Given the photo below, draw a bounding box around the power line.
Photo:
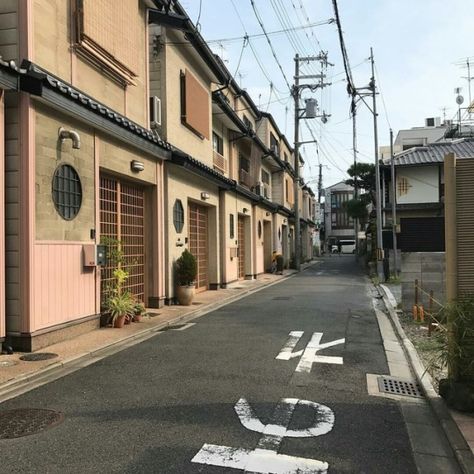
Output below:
[249,0,292,91]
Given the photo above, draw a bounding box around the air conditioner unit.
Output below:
[254,182,264,196]
[150,96,161,128]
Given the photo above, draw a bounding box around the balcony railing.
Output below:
[213,151,227,175]
[239,168,251,187]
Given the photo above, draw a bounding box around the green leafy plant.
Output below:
[133,301,146,316]
[175,249,197,286]
[106,291,135,324]
[103,268,135,326]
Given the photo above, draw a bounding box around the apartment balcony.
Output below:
[239,168,251,187]
[213,151,227,175]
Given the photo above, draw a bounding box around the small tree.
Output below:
[175,249,197,286]
[345,163,376,205]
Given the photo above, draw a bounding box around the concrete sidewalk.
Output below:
[379,283,474,473]
[0,262,318,403]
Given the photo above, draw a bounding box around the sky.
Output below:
[179,0,474,190]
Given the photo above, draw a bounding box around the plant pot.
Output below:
[113,314,126,328]
[176,284,195,306]
[133,314,143,322]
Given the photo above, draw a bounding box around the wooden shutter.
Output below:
[189,203,209,291]
[182,69,210,139]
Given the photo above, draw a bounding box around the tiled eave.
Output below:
[18,61,171,161]
[170,149,281,212]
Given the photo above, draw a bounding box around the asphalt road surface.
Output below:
[0,257,417,473]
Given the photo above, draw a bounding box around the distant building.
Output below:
[379,117,448,160]
[323,181,355,249]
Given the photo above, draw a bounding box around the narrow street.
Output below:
[0,258,418,473]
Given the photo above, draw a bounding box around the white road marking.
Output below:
[191,397,334,473]
[275,331,304,360]
[192,445,329,473]
[276,331,345,373]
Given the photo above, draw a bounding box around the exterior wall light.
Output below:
[283,218,287,223]
[131,160,144,172]
[265,211,271,216]
[201,192,210,200]
[242,207,248,214]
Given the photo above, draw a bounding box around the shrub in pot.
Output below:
[175,249,197,305]
[133,301,146,322]
[103,268,135,328]
[106,291,135,328]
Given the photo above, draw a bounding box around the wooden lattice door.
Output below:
[188,203,208,291]
[238,216,245,279]
[100,176,145,303]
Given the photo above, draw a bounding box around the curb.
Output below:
[378,283,474,474]
[0,262,317,403]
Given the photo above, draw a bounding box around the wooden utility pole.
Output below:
[390,129,398,277]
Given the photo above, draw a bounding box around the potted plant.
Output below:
[132,301,146,322]
[106,291,135,328]
[103,268,135,328]
[175,249,197,306]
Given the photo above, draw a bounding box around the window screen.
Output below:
[52,164,82,220]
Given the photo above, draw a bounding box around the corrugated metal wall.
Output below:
[456,158,474,294]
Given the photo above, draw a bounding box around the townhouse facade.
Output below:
[0,0,316,352]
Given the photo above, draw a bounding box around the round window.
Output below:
[258,221,262,239]
[52,164,82,220]
[173,199,184,233]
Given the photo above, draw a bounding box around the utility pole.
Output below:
[318,163,323,204]
[293,53,331,271]
[370,47,384,280]
[352,100,358,254]
[390,129,398,277]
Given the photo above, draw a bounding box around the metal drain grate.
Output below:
[273,296,291,300]
[19,353,58,362]
[378,376,423,398]
[0,409,64,439]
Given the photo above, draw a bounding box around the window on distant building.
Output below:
[270,132,279,156]
[212,132,223,155]
[261,169,270,185]
[284,152,288,162]
[180,69,210,139]
[243,115,253,132]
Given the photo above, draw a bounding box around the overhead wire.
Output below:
[249,0,292,91]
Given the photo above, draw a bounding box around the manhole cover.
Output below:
[273,296,291,300]
[19,353,58,362]
[0,409,64,439]
[0,360,18,367]
[378,376,423,398]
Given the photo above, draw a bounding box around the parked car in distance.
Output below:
[339,239,356,254]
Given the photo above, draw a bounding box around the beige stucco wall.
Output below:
[99,135,157,185]
[35,103,95,241]
[165,166,220,298]
[161,31,213,166]
[32,0,148,127]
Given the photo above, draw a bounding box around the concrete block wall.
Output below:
[401,252,445,312]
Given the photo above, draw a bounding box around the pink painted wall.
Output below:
[32,243,97,332]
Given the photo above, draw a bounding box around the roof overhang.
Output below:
[19,62,171,161]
